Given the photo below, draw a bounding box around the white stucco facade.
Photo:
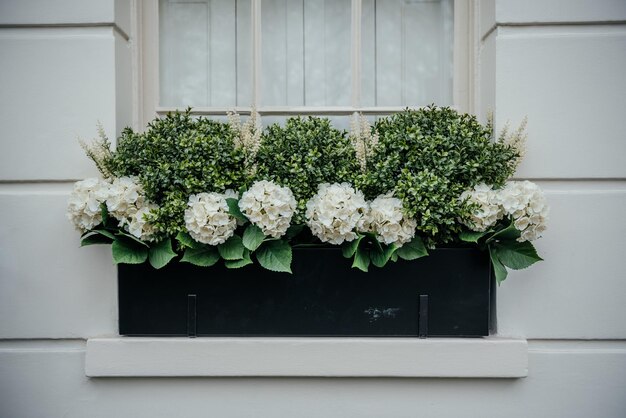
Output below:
[1,1,625,417]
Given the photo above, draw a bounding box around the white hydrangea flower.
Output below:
[364,193,417,246]
[66,178,111,232]
[239,180,297,238]
[106,176,145,226]
[498,181,549,242]
[184,192,237,245]
[127,203,158,242]
[460,183,504,232]
[305,183,368,245]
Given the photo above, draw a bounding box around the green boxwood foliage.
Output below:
[254,117,360,223]
[360,106,519,244]
[110,111,247,236]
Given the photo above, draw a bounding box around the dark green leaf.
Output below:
[489,245,508,284]
[115,230,149,247]
[488,221,521,242]
[225,249,253,269]
[256,240,292,273]
[112,238,148,264]
[217,235,245,260]
[242,224,265,251]
[148,238,177,269]
[370,244,397,268]
[181,245,220,267]
[342,235,363,258]
[225,198,248,223]
[176,231,201,249]
[352,246,370,272]
[459,230,489,243]
[396,236,428,261]
[100,203,110,227]
[493,241,542,270]
[285,224,304,239]
[81,233,113,247]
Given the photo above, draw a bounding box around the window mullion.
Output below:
[252,0,262,109]
[351,0,362,110]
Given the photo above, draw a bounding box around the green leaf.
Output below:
[148,238,177,269]
[489,246,508,285]
[493,241,543,270]
[285,224,304,239]
[115,230,149,247]
[100,203,111,227]
[370,244,397,268]
[342,235,363,258]
[363,232,383,252]
[175,231,201,249]
[225,198,248,223]
[181,245,220,267]
[396,236,428,261]
[488,221,521,242]
[256,240,292,273]
[225,249,253,269]
[81,233,113,247]
[112,238,148,264]
[352,246,370,272]
[217,235,245,260]
[390,252,399,262]
[242,224,265,251]
[459,230,489,243]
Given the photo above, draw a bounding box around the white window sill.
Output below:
[85,337,528,378]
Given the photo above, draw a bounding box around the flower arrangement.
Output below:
[69,107,546,283]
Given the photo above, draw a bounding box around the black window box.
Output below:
[118,247,494,337]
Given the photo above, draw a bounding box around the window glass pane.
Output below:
[361,0,454,107]
[159,0,252,107]
[261,0,352,106]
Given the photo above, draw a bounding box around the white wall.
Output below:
[1,1,626,417]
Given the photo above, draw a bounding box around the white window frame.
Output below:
[134,0,477,129]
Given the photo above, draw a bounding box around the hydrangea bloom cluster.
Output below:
[460,183,504,232]
[239,180,297,238]
[184,192,237,245]
[498,181,549,242]
[364,193,417,246]
[461,181,548,241]
[127,203,158,242]
[305,183,368,245]
[66,177,111,232]
[106,177,145,226]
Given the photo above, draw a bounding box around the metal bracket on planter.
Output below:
[187,294,197,338]
[418,294,429,338]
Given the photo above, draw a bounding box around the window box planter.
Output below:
[118,247,493,337]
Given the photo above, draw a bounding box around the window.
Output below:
[139,0,472,127]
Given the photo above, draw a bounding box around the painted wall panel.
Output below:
[0,190,117,338]
[1,343,625,418]
[496,0,626,23]
[0,28,117,180]
[498,184,626,339]
[0,0,131,34]
[495,26,626,178]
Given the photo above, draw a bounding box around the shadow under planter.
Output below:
[118,247,493,337]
